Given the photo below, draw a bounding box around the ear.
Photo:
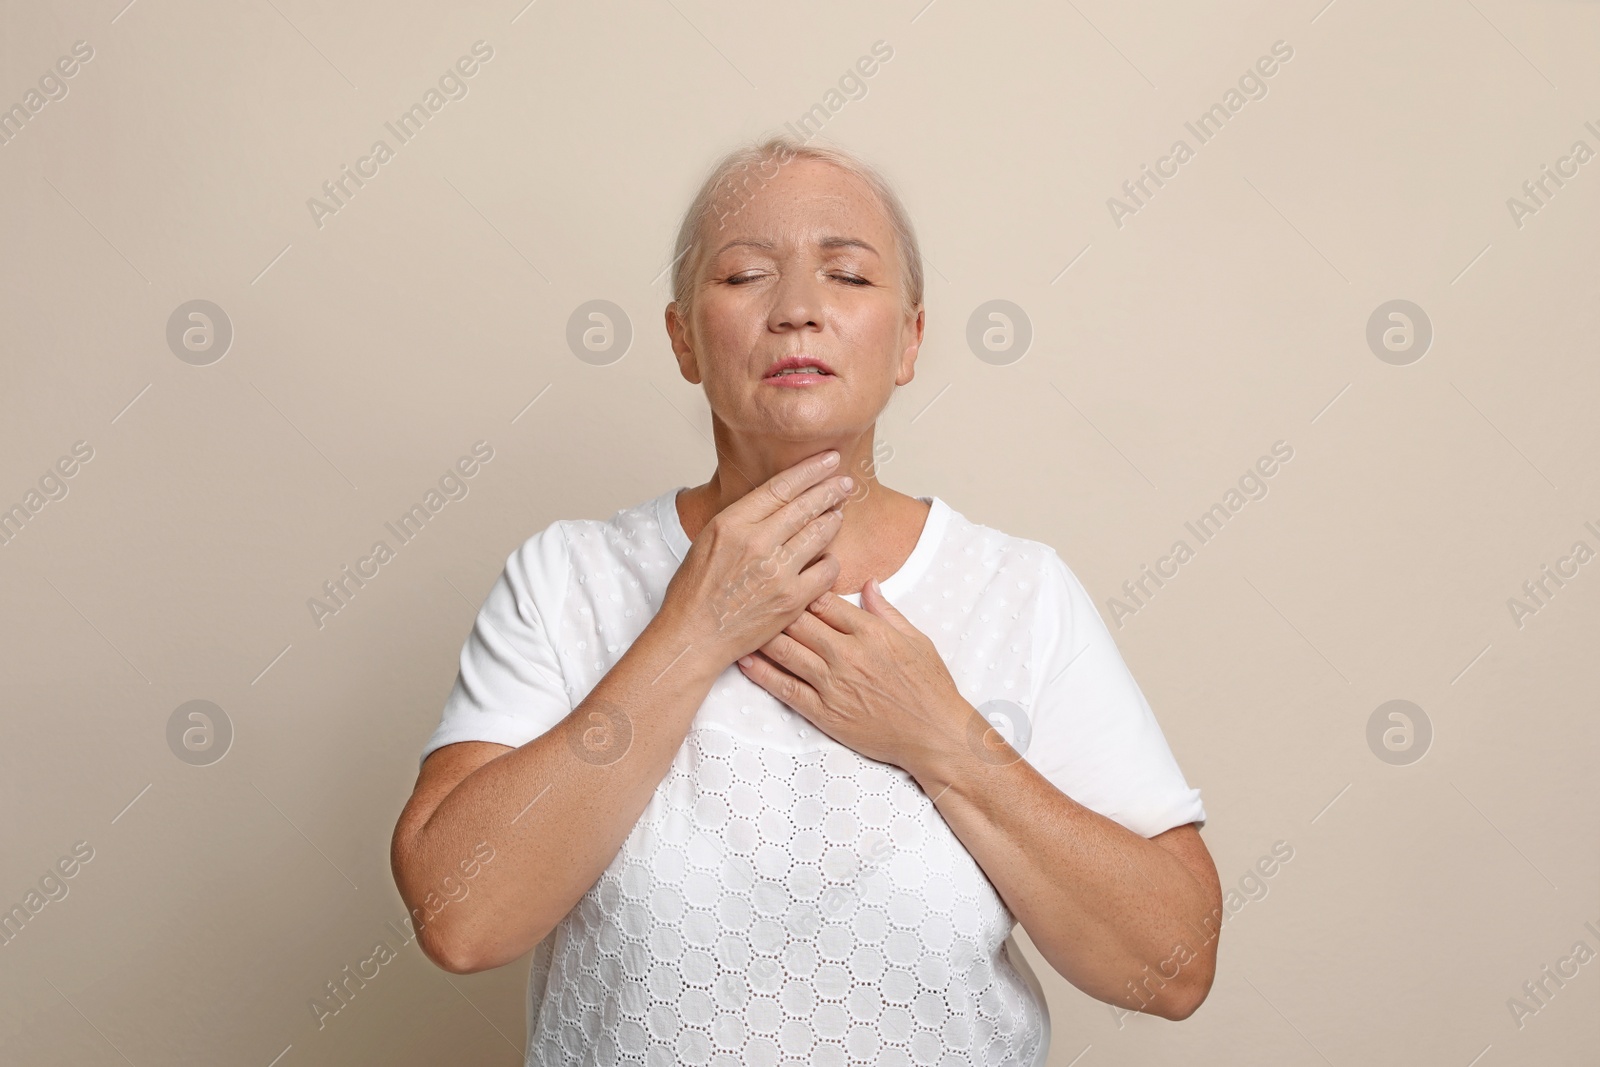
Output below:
[665,303,702,385]
[895,305,924,387]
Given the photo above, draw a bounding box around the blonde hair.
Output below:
[669,134,924,328]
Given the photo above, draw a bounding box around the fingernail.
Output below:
[822,451,839,467]
[738,654,754,667]
[840,476,854,490]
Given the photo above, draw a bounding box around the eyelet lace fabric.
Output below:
[525,728,1049,1067]
[522,493,1051,1066]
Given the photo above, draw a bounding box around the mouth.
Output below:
[762,356,836,384]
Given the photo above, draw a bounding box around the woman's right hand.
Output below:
[657,451,853,669]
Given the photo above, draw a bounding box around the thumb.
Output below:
[864,577,912,632]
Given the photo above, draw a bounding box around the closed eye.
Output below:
[725,272,871,286]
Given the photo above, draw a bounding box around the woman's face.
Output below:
[668,157,923,443]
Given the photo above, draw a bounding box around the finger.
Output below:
[782,607,842,659]
[777,501,848,577]
[862,577,915,636]
[804,588,865,635]
[744,450,842,527]
[737,648,820,716]
[757,630,826,688]
[795,549,843,607]
[769,474,855,556]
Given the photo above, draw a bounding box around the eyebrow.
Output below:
[711,236,879,257]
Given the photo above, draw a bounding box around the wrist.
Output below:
[643,603,735,684]
[910,697,1003,801]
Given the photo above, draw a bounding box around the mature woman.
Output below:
[391,135,1223,1066]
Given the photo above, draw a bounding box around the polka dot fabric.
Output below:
[422,486,1207,1066]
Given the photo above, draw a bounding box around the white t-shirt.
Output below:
[421,486,1206,1067]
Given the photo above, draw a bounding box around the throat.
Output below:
[829,495,929,597]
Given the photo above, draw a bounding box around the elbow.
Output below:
[391,828,554,975]
[417,916,552,975]
[1113,946,1214,1022]
[391,834,486,974]
[1159,988,1207,1022]
[418,923,485,975]
[1155,965,1215,1021]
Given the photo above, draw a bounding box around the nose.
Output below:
[767,269,823,332]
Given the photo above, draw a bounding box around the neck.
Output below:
[676,425,904,542]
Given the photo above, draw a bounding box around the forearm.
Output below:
[911,732,1217,1019]
[403,608,727,972]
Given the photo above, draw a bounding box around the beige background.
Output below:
[2,0,1597,1063]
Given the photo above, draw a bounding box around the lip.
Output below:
[763,371,835,387]
[762,355,836,381]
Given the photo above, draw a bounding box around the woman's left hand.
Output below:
[735,578,976,782]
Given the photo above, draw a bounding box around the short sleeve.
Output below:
[418,523,574,769]
[1022,548,1206,837]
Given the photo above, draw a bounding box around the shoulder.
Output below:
[937,500,1070,593]
[936,502,1101,651]
[497,520,573,606]
[501,490,664,593]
